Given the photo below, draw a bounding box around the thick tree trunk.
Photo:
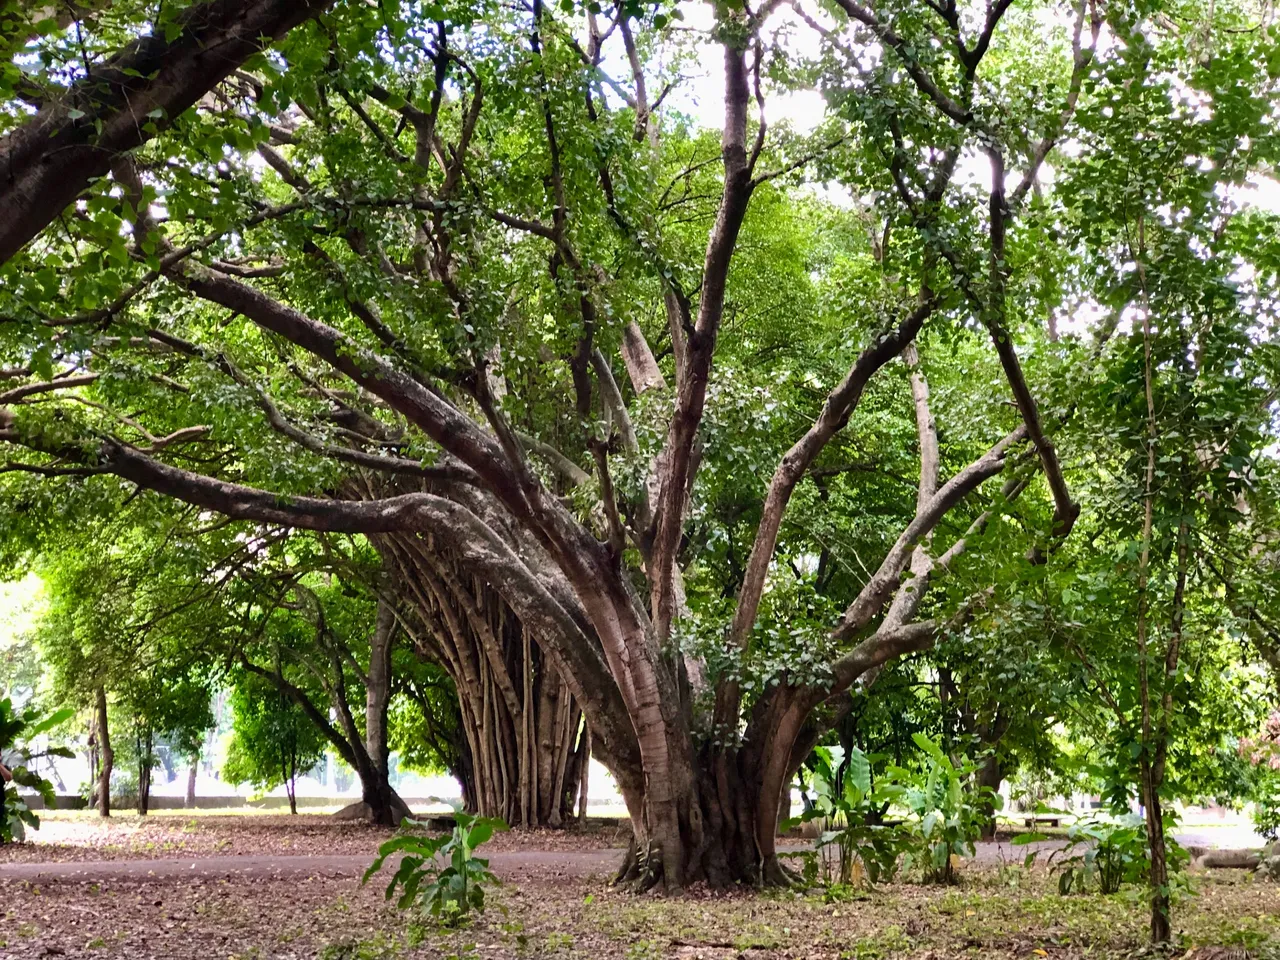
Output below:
[95,686,112,818]
[609,742,786,891]
[367,595,395,783]
[342,594,402,827]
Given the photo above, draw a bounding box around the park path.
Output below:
[0,828,1259,885]
[0,842,1044,884]
[0,848,624,883]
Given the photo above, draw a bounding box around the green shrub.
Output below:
[1015,810,1188,895]
[790,735,998,888]
[1,699,73,844]
[364,808,508,925]
[884,734,1000,885]
[784,745,908,886]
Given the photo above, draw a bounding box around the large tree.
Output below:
[1,0,1277,895]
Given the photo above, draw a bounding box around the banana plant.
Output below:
[885,733,1000,885]
[1,698,75,844]
[785,745,908,885]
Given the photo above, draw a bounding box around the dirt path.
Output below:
[0,842,1060,885]
[0,830,1253,886]
[0,848,624,883]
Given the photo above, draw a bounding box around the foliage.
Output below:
[1242,711,1280,840]
[1016,811,1189,896]
[1,0,1280,919]
[785,745,908,886]
[222,670,327,805]
[0,698,73,843]
[365,809,508,925]
[886,734,1000,886]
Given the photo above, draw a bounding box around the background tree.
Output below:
[223,669,328,814]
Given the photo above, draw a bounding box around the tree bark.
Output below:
[365,594,396,791]
[185,759,198,809]
[95,686,112,818]
[137,727,153,816]
[0,0,334,266]
[578,726,591,823]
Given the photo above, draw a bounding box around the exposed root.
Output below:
[1194,846,1268,870]
[612,838,639,885]
[760,852,801,888]
[634,841,664,894]
[331,798,409,827]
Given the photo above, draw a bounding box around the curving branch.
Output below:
[722,295,937,704]
[833,423,1028,642]
[0,0,333,265]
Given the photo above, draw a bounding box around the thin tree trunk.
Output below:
[976,753,1002,841]
[185,759,198,809]
[95,686,112,818]
[578,725,591,824]
[1135,218,1170,944]
[87,717,99,811]
[521,617,534,828]
[366,595,396,784]
[137,728,153,816]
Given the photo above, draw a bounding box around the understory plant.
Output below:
[1242,711,1280,841]
[1017,810,1189,895]
[888,734,999,885]
[0,699,73,844]
[784,745,908,887]
[365,807,508,925]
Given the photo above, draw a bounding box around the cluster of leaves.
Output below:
[1242,711,1280,840]
[222,670,328,804]
[365,808,508,924]
[784,745,909,888]
[1018,810,1189,897]
[0,699,73,843]
[887,735,1001,886]
[789,734,997,889]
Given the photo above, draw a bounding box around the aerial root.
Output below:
[612,839,640,886]
[761,853,803,888]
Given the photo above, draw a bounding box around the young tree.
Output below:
[223,670,327,814]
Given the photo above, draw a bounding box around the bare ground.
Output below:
[0,813,628,863]
[0,814,1276,960]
